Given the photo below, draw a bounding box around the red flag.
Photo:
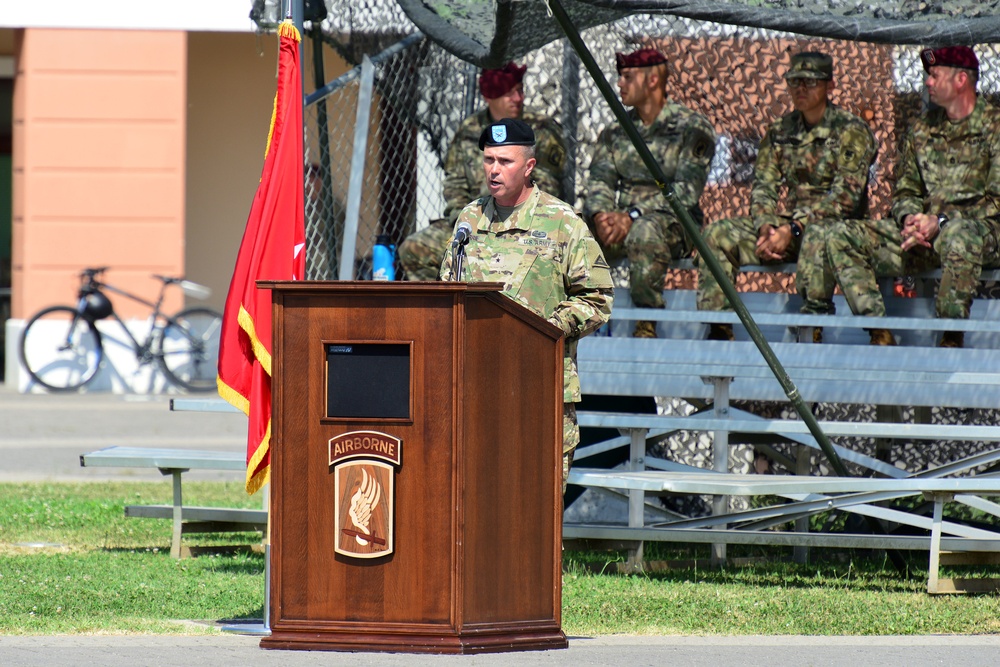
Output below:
[217,21,305,495]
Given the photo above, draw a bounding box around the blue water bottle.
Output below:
[372,234,396,281]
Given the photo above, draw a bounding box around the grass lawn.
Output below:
[2,481,1000,635]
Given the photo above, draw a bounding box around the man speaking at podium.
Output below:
[440,118,614,488]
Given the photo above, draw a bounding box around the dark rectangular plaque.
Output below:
[326,343,410,420]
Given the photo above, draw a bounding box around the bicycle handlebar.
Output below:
[80,267,109,279]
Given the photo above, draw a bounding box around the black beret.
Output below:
[478,118,535,150]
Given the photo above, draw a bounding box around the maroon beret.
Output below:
[615,48,668,74]
[479,62,527,99]
[921,46,979,74]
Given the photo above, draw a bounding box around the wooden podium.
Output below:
[257,281,568,654]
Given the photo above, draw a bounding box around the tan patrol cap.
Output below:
[784,52,834,80]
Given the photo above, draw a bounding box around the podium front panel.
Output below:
[262,282,567,653]
[274,291,456,624]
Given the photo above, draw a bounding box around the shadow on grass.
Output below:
[564,546,971,591]
[99,545,265,575]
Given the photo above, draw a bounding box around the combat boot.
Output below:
[869,328,896,346]
[939,331,964,348]
[633,320,658,339]
[809,327,823,344]
[707,323,734,341]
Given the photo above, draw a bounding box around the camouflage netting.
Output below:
[291,1,1000,282]
[400,0,1000,68]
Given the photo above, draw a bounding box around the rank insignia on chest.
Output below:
[531,230,548,238]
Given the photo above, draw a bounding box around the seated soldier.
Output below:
[585,47,716,338]
[824,46,1000,347]
[696,51,876,342]
[398,62,566,281]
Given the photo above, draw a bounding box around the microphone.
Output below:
[452,221,472,246]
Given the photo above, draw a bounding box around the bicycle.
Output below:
[19,267,223,392]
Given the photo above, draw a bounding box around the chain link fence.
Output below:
[294,2,1000,484]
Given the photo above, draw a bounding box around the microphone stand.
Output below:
[450,241,466,281]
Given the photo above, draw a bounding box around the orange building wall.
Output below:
[186,31,289,310]
[12,28,187,319]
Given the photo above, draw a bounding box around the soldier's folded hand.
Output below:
[594,211,632,246]
[901,213,935,251]
[755,224,791,261]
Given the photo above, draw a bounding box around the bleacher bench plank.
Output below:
[572,262,1000,573]
[565,467,1000,593]
[579,338,1000,409]
[80,446,263,558]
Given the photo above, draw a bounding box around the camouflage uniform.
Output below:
[399,109,567,281]
[585,103,716,308]
[440,186,613,483]
[697,104,877,314]
[826,96,1000,319]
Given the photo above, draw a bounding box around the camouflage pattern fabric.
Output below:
[441,185,614,403]
[698,104,876,314]
[563,403,578,490]
[827,216,1000,318]
[891,97,1000,225]
[398,218,453,281]
[440,186,612,470]
[584,103,716,308]
[399,108,566,281]
[827,96,1000,319]
[697,215,837,312]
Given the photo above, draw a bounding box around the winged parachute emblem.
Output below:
[330,431,399,558]
[348,467,382,545]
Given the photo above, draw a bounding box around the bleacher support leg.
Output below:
[168,469,185,559]
[925,492,953,594]
[710,377,732,565]
[626,427,647,571]
[793,445,811,563]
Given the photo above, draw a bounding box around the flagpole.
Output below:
[257,0,297,635]
[220,0,304,632]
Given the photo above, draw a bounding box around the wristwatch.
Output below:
[789,221,803,238]
[627,207,642,221]
[937,213,949,228]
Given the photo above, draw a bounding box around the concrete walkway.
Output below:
[3,386,999,666]
[2,634,1000,667]
[0,385,246,482]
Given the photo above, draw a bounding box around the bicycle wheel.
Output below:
[157,307,223,392]
[19,306,104,391]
